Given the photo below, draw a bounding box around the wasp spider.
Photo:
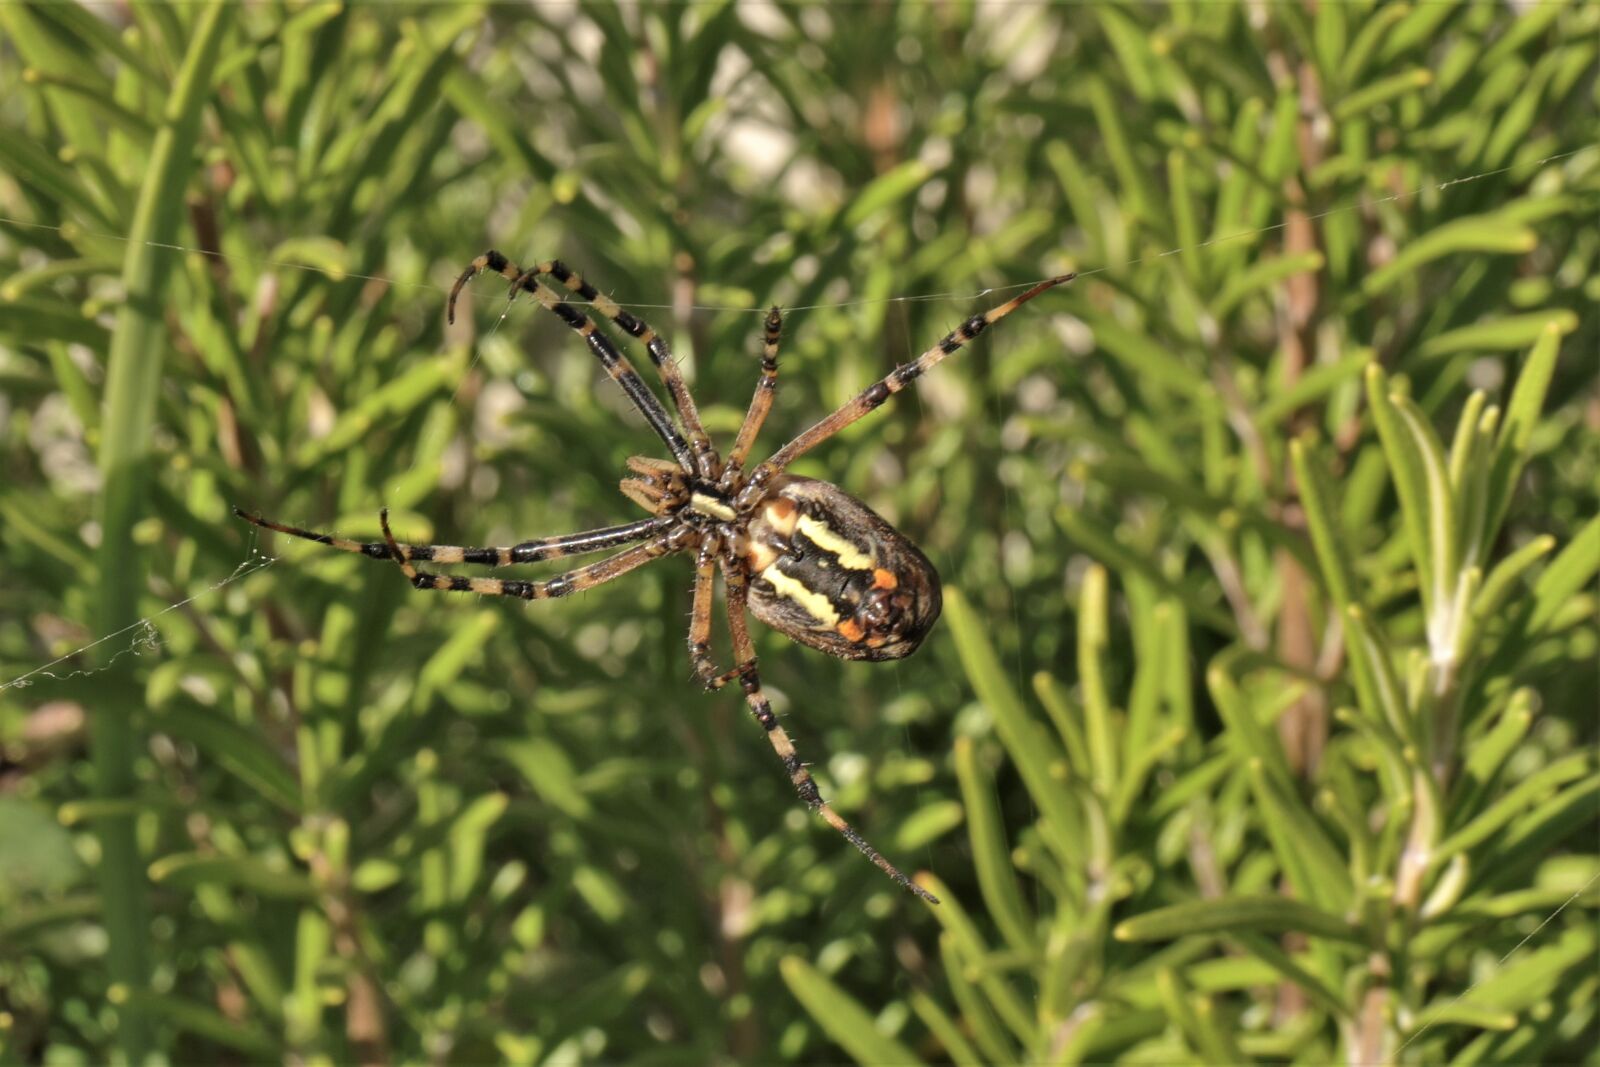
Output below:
[236,252,1073,903]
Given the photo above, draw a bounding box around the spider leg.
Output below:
[717,553,939,904]
[688,538,725,686]
[378,509,685,600]
[737,274,1075,507]
[234,508,668,566]
[720,306,783,484]
[448,251,698,474]
[532,259,719,480]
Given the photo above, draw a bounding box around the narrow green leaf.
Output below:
[1362,217,1536,297]
[1390,393,1459,632]
[1256,350,1370,427]
[1343,607,1410,741]
[895,799,965,851]
[1488,776,1600,886]
[1046,140,1104,253]
[499,738,593,820]
[1455,690,1534,814]
[1366,366,1438,620]
[448,792,509,902]
[148,853,316,900]
[1334,67,1433,119]
[909,991,984,1067]
[1032,671,1091,776]
[114,989,280,1058]
[1249,761,1354,913]
[1080,313,1211,396]
[1418,310,1579,361]
[27,0,162,85]
[1078,565,1118,797]
[1261,84,1300,184]
[21,68,155,142]
[842,160,933,228]
[1413,1000,1519,1032]
[1112,727,1184,828]
[294,356,457,466]
[937,933,1017,1065]
[1421,853,1472,920]
[1115,896,1363,945]
[781,956,927,1066]
[1483,321,1563,545]
[946,589,1081,866]
[415,609,500,708]
[918,874,1037,1048]
[0,125,117,229]
[1167,149,1204,286]
[150,705,300,814]
[1232,932,1349,1019]
[1380,3,1457,61]
[1290,438,1359,612]
[92,10,235,1061]
[1205,657,1295,795]
[1447,883,1600,925]
[0,893,101,942]
[1087,77,1161,228]
[287,908,330,1046]
[1426,926,1595,1017]
[1341,2,1414,83]
[953,738,1035,957]
[1469,535,1556,639]
[1057,506,1233,633]
[1157,969,1249,1065]
[1523,515,1600,636]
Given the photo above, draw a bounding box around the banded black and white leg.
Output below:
[536,258,719,480]
[736,274,1075,508]
[688,537,725,686]
[234,508,670,567]
[720,305,783,487]
[717,554,938,904]
[377,509,690,602]
[450,251,714,477]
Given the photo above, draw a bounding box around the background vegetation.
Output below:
[1,1,1596,1063]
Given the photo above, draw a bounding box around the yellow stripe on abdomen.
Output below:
[795,515,875,571]
[759,566,841,628]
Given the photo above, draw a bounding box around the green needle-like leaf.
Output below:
[1115,897,1365,945]
[953,737,1036,957]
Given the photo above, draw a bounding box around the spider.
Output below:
[236,252,1073,904]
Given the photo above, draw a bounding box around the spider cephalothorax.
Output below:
[236,251,1072,903]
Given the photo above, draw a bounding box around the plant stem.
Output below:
[91,4,233,1060]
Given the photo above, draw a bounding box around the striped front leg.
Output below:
[537,259,719,480]
[718,555,938,904]
[378,510,683,601]
[753,273,1076,482]
[448,251,698,474]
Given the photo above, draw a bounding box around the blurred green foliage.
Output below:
[1,1,1596,1063]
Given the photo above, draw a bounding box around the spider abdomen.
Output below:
[743,476,942,662]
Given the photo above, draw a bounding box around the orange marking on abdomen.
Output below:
[872,568,898,590]
[837,619,865,642]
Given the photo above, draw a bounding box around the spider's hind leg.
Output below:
[717,555,938,904]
